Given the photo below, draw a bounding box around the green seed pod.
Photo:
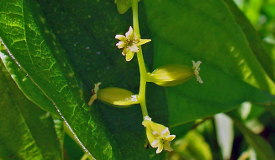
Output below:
[147,61,203,86]
[97,87,139,108]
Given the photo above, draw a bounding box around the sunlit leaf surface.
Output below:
[0,59,61,160]
[143,0,275,126]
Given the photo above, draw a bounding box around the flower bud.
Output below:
[88,83,139,108]
[97,87,139,107]
[147,61,203,86]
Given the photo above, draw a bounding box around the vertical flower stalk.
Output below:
[132,0,149,118]
[132,0,176,154]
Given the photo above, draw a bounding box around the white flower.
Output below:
[115,26,151,61]
[142,116,176,154]
[192,60,203,84]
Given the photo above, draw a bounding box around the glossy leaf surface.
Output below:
[143,0,275,126]
[0,0,121,159]
[0,59,61,159]
[0,0,167,159]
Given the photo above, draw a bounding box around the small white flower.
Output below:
[142,116,176,154]
[115,26,151,61]
[192,60,203,84]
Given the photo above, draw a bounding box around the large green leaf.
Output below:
[225,0,275,117]
[224,0,275,117]
[0,43,58,115]
[0,0,168,159]
[143,0,275,126]
[0,143,13,160]
[0,58,61,159]
[0,0,121,159]
[224,0,275,84]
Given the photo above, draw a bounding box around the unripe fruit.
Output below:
[97,87,138,108]
[147,64,194,86]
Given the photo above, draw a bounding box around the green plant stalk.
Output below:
[132,0,148,118]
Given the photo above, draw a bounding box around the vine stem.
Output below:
[132,0,148,118]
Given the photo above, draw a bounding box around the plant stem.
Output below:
[132,0,148,118]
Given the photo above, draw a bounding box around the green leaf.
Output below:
[171,130,212,160]
[0,43,59,115]
[262,4,275,19]
[224,0,275,83]
[224,0,275,117]
[0,59,61,159]
[227,111,275,160]
[170,121,194,138]
[0,0,168,159]
[0,143,13,160]
[116,0,131,14]
[52,116,64,156]
[0,1,121,159]
[196,119,223,160]
[63,134,84,160]
[143,0,275,126]
[238,102,266,121]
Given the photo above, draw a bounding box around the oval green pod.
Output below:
[147,64,193,86]
[147,61,203,86]
[97,87,139,108]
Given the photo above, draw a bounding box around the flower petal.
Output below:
[129,44,139,53]
[156,144,164,154]
[142,119,167,134]
[166,135,176,142]
[163,142,173,152]
[192,60,202,74]
[125,26,134,39]
[153,131,160,136]
[146,128,157,144]
[161,127,170,137]
[192,60,203,84]
[196,75,203,84]
[136,39,151,46]
[122,47,129,56]
[116,41,126,49]
[151,140,160,148]
[115,35,127,41]
[125,50,135,61]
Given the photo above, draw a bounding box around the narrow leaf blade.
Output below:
[0,60,61,160]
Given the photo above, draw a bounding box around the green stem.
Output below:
[132,0,148,118]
